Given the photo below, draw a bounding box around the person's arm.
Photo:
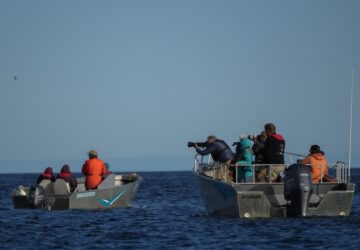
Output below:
[101,162,107,175]
[299,156,311,165]
[36,176,41,185]
[196,144,215,156]
[82,163,86,175]
[237,151,253,165]
[70,176,78,191]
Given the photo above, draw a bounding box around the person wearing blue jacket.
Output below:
[234,137,254,183]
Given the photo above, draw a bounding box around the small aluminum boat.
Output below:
[12,173,141,210]
[194,154,355,218]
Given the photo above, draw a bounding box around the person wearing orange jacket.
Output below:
[82,150,107,189]
[300,145,328,182]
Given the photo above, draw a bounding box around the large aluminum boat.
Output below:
[194,155,355,218]
[12,173,141,210]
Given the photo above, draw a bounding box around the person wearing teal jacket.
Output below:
[235,137,254,183]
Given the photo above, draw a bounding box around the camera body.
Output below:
[187,141,207,148]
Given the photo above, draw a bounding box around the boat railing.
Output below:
[194,154,350,184]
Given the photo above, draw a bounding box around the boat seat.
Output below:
[76,183,86,192]
[38,180,54,194]
[53,179,70,195]
[115,175,123,186]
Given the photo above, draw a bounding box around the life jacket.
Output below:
[82,158,107,189]
[58,172,71,179]
[303,153,328,182]
[41,172,53,178]
[264,133,285,164]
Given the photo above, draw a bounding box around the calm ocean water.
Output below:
[0,170,359,249]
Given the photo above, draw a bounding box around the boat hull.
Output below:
[12,175,141,210]
[195,172,355,218]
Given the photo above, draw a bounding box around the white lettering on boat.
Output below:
[76,192,96,198]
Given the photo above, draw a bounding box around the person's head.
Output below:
[309,145,322,154]
[207,135,217,144]
[43,167,53,175]
[88,150,98,159]
[240,138,252,149]
[239,134,247,141]
[61,164,71,173]
[264,123,276,137]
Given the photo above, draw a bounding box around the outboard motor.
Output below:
[284,164,312,217]
[28,185,46,208]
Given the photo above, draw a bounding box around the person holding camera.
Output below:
[251,131,268,182]
[263,123,286,182]
[189,136,234,180]
[192,135,234,165]
[233,136,254,183]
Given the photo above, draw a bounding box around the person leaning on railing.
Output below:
[195,135,235,180]
[299,145,328,183]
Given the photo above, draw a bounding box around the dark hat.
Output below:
[61,164,71,173]
[43,167,53,175]
[310,145,321,153]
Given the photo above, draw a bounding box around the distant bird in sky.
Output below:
[13,76,17,81]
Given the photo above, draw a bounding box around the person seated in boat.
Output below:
[82,150,107,189]
[263,123,286,182]
[299,145,328,183]
[56,164,78,192]
[36,166,55,184]
[234,136,254,183]
[194,135,234,165]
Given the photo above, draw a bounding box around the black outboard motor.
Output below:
[28,185,46,208]
[284,164,312,217]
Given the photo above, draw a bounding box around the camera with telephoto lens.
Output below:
[187,141,207,148]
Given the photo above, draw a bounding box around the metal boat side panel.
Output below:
[12,196,33,209]
[195,173,238,217]
[237,191,275,218]
[234,184,286,207]
[69,179,140,210]
[308,190,355,216]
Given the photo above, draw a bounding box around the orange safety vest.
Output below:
[302,153,328,182]
[82,158,107,189]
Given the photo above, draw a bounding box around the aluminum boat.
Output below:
[194,155,355,218]
[12,173,141,210]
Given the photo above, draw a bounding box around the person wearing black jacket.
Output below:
[57,164,78,192]
[195,135,234,164]
[252,131,267,164]
[263,123,285,182]
[252,131,268,182]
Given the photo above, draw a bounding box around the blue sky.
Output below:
[0,0,359,172]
